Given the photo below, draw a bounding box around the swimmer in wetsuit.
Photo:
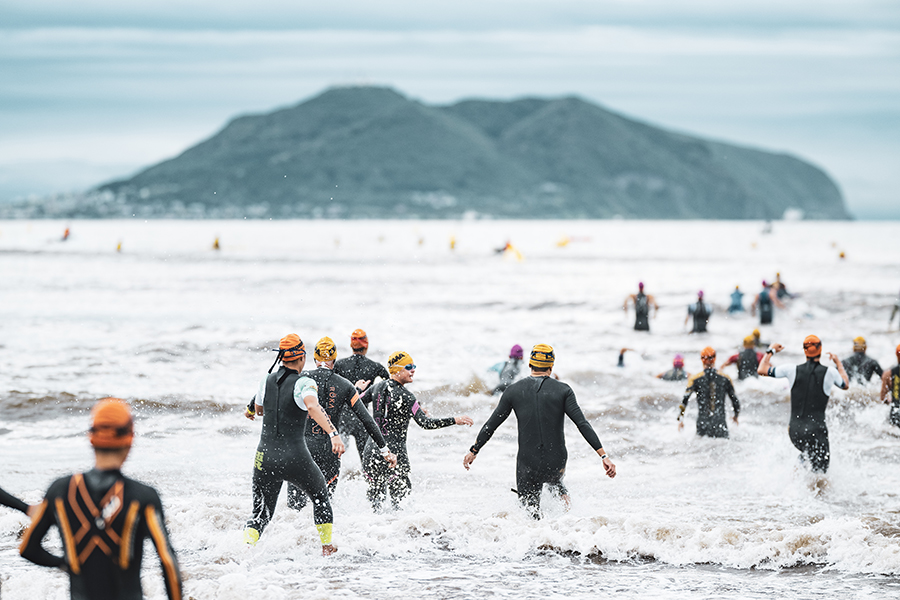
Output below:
[285,337,397,510]
[758,336,849,473]
[890,290,900,329]
[751,281,785,325]
[19,398,182,600]
[841,336,883,385]
[657,355,689,381]
[492,344,524,394]
[728,286,745,313]
[624,282,658,332]
[720,336,763,380]
[463,344,616,518]
[685,291,711,333]
[334,329,391,461]
[243,334,345,555]
[362,351,473,510]
[880,344,900,428]
[751,328,769,350]
[677,347,740,438]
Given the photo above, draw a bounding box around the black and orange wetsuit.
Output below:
[679,368,740,438]
[361,379,456,509]
[334,354,390,460]
[470,376,604,518]
[287,366,389,510]
[19,468,182,600]
[887,366,900,428]
[1,486,28,514]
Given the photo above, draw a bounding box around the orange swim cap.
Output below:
[895,343,900,358]
[89,398,134,449]
[803,335,822,358]
[350,329,368,350]
[280,334,305,361]
[700,347,716,360]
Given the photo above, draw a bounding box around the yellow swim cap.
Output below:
[530,344,555,369]
[315,337,337,362]
[388,351,414,374]
[852,336,866,352]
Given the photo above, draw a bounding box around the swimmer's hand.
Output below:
[384,452,398,468]
[244,407,255,421]
[601,456,616,478]
[827,352,840,366]
[732,416,739,425]
[355,379,371,392]
[677,420,684,432]
[456,416,474,426]
[330,435,345,456]
[769,343,784,353]
[463,451,476,470]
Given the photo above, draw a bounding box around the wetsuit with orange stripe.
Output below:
[287,366,389,510]
[19,468,182,600]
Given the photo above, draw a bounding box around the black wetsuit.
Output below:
[689,300,710,333]
[19,469,182,600]
[470,376,604,518]
[334,354,390,460]
[287,366,388,510]
[841,352,883,385]
[634,292,650,331]
[246,366,332,536]
[887,366,900,428]
[660,367,688,381]
[681,368,740,438]
[361,379,456,509]
[0,486,28,514]
[737,348,760,380]
[787,360,833,473]
[493,358,522,394]
[758,289,774,325]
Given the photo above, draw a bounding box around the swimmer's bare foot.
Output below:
[322,544,338,556]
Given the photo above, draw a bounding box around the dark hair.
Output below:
[531,366,551,373]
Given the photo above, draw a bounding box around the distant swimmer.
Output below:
[758,336,849,473]
[880,344,900,428]
[728,286,745,313]
[751,281,785,325]
[244,334,344,555]
[720,336,763,380]
[617,348,633,368]
[841,337,883,385]
[657,355,689,381]
[685,290,711,334]
[334,329,390,461]
[285,338,397,511]
[212,237,220,251]
[751,328,769,349]
[19,398,182,599]
[772,272,792,300]
[624,282,658,332]
[677,347,739,438]
[362,351,472,510]
[491,344,524,394]
[62,227,70,241]
[463,345,616,519]
[0,486,32,515]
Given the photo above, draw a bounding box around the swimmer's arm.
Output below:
[145,498,183,600]
[881,371,892,404]
[873,361,884,378]
[595,448,616,478]
[19,499,64,568]
[727,380,740,423]
[757,343,783,376]
[465,394,513,467]
[0,486,29,514]
[305,396,345,455]
[650,295,659,312]
[349,392,388,449]
[827,353,850,389]
[411,399,458,429]
[563,389,603,451]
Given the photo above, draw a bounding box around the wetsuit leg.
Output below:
[515,461,544,519]
[789,423,830,473]
[246,461,284,535]
[364,453,390,510]
[697,420,729,438]
[287,438,339,511]
[283,454,333,526]
[890,403,900,428]
[387,472,412,509]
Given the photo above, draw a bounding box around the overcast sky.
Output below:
[2,1,898,218]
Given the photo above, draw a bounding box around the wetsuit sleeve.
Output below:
[257,374,267,405]
[411,398,456,430]
[770,364,795,386]
[0,486,29,514]
[726,378,740,417]
[292,376,317,411]
[144,494,183,600]
[19,498,65,568]
[377,363,390,380]
[471,393,513,453]
[350,395,388,448]
[873,361,884,378]
[563,388,603,451]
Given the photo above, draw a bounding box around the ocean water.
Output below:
[1,219,899,599]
